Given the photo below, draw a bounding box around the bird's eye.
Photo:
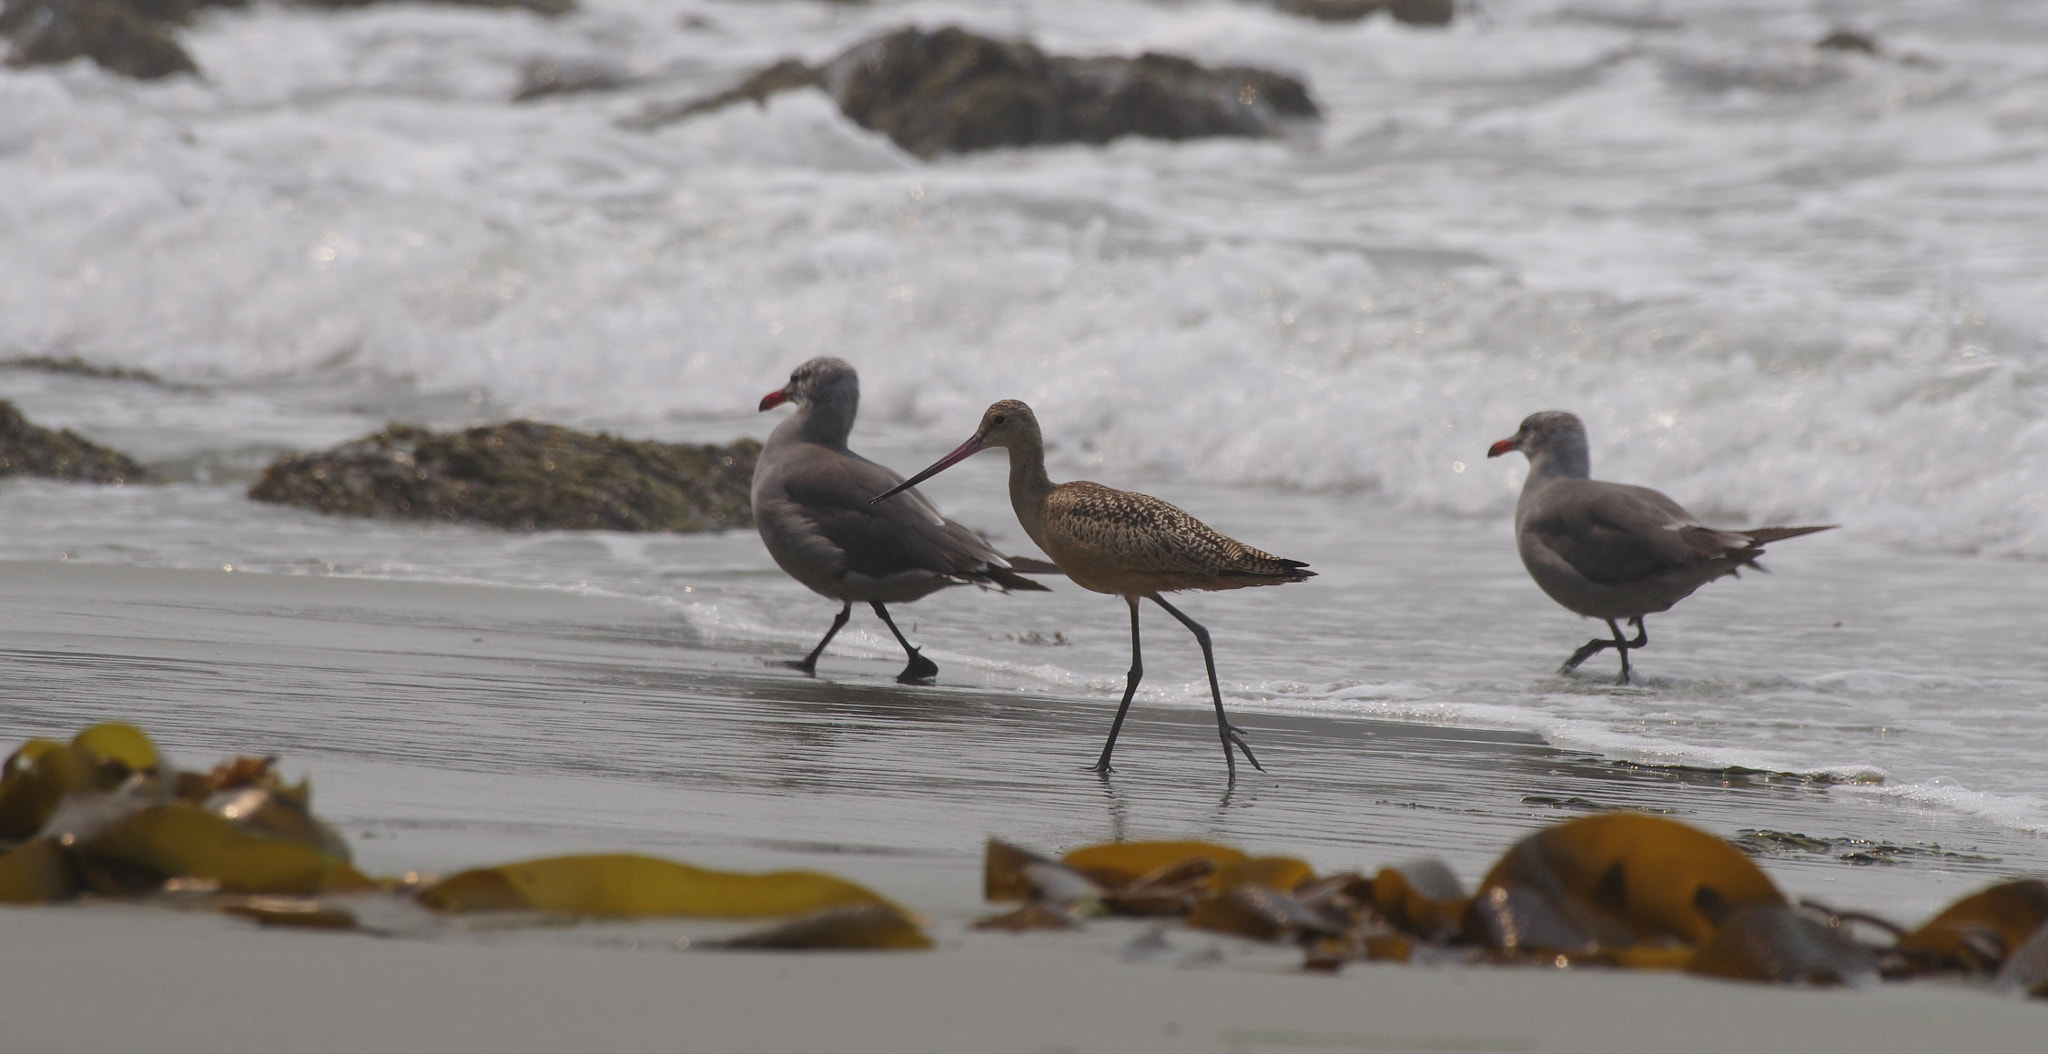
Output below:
[992,415,1007,425]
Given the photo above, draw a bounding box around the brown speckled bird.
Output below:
[874,399,1313,779]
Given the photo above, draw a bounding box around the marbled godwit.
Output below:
[873,399,1313,778]
[1487,410,1836,683]
[754,359,1055,684]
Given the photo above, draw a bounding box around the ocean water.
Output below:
[3,0,2046,879]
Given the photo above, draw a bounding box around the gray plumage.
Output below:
[1488,410,1835,682]
[753,358,1052,683]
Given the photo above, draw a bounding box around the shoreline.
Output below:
[2,558,2045,1049]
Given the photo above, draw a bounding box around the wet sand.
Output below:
[4,902,2042,1054]
[1,559,2044,1050]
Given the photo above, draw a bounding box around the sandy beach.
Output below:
[7,0,2048,1047]
[6,899,2045,1054]
[3,559,2044,1052]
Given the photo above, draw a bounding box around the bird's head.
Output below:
[1488,410,1590,479]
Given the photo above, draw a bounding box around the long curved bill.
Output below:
[870,434,985,503]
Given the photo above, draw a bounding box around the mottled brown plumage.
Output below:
[874,399,1313,779]
[1030,481,1310,597]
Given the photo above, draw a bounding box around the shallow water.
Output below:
[2,559,2039,928]
[2,0,2046,911]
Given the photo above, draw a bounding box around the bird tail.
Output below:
[1742,524,1838,545]
[1724,524,1837,575]
[1220,558,1315,582]
[1004,556,1064,575]
[981,555,1062,592]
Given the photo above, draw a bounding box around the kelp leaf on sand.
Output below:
[416,853,899,920]
[1467,813,1785,955]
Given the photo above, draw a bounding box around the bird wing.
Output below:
[775,443,1024,583]
[1522,479,1744,586]
[1045,482,1299,578]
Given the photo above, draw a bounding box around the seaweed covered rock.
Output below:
[1,0,202,80]
[248,421,759,532]
[630,25,1319,157]
[0,400,145,484]
[293,0,574,15]
[512,54,627,101]
[1266,0,1455,25]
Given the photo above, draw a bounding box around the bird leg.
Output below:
[1149,593,1264,779]
[870,602,939,684]
[1559,617,1648,684]
[1092,597,1145,775]
[1615,616,1647,684]
[780,602,852,675]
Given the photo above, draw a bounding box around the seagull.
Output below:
[1487,410,1836,683]
[753,359,1055,684]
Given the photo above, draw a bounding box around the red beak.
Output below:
[758,388,789,412]
[1486,437,1518,459]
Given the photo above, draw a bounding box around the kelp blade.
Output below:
[985,839,1101,906]
[1896,880,2048,973]
[713,904,932,950]
[1215,856,1316,894]
[1188,883,1345,943]
[1060,841,1249,888]
[221,896,361,931]
[0,838,77,903]
[81,804,373,895]
[1685,903,1878,985]
[417,853,896,919]
[72,723,160,774]
[1469,813,1784,954]
[208,785,351,859]
[1371,861,1470,941]
[0,743,99,840]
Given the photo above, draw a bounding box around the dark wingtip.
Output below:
[1003,556,1064,576]
[1219,562,1315,581]
[983,564,1056,592]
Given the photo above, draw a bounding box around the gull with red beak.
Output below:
[873,399,1313,779]
[1487,410,1836,683]
[753,359,1055,684]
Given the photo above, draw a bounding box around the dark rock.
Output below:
[1389,0,1454,25]
[1814,29,1881,55]
[633,26,1318,158]
[1265,0,1454,26]
[0,354,166,385]
[291,0,576,16]
[621,57,819,128]
[3,0,198,80]
[1271,0,1384,21]
[0,400,146,484]
[512,55,627,101]
[248,421,760,532]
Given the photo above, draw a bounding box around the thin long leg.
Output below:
[1148,593,1263,779]
[1559,617,1649,684]
[1092,596,1144,775]
[779,602,852,675]
[1560,634,1611,674]
[1615,616,1647,685]
[870,602,939,684]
